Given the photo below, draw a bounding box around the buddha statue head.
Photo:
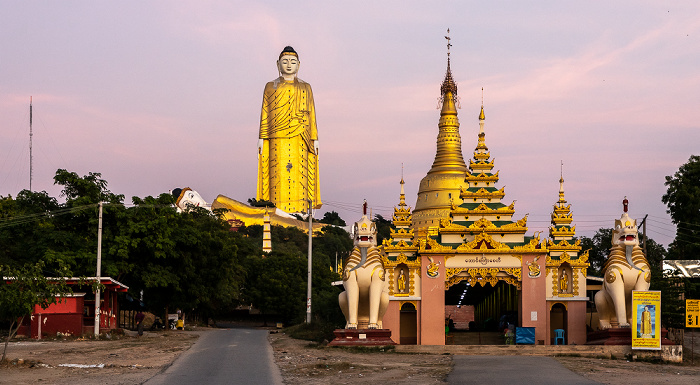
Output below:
[277,46,299,79]
[172,187,208,212]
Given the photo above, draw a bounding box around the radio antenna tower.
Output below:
[29,96,33,191]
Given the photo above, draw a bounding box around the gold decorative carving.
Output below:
[469,218,498,230]
[500,216,528,229]
[420,237,454,253]
[513,237,546,253]
[527,256,541,278]
[444,267,522,290]
[400,301,417,310]
[451,201,516,215]
[440,218,468,231]
[426,256,441,278]
[388,268,395,294]
[546,238,582,251]
[460,186,505,199]
[605,270,616,284]
[545,251,589,269]
[456,232,511,253]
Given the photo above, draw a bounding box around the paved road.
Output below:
[144,327,283,385]
[448,355,600,385]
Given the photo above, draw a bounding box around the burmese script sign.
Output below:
[447,254,522,268]
[632,290,661,350]
[687,299,700,328]
[464,255,502,265]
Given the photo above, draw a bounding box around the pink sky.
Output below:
[2,1,699,246]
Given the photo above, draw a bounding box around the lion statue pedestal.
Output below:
[329,203,395,346]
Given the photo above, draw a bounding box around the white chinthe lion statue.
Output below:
[338,202,389,329]
[594,198,651,329]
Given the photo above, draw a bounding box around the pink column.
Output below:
[567,301,587,345]
[520,253,548,344]
[420,255,445,345]
[383,301,401,344]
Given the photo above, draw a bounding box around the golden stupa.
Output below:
[412,51,467,236]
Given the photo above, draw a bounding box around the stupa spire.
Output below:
[550,162,575,240]
[428,29,466,175]
[412,30,467,233]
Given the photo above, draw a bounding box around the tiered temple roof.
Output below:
[383,178,419,256]
[546,173,585,257]
[432,105,531,249]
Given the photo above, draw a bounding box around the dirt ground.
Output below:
[268,331,452,384]
[0,330,199,385]
[1,328,699,385]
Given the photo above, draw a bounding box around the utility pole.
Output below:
[94,202,103,336]
[306,199,313,323]
[638,214,649,259]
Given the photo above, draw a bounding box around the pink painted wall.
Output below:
[420,255,446,345]
[383,301,401,344]
[520,253,548,344]
[567,301,587,345]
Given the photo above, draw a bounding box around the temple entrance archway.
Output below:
[549,303,567,345]
[399,302,417,345]
[445,277,520,344]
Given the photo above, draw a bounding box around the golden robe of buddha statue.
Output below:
[397,270,406,292]
[641,306,652,336]
[560,270,569,293]
[257,46,321,214]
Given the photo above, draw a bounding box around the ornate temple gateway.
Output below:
[378,51,590,345]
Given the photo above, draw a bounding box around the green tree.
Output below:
[241,223,346,326]
[319,211,346,227]
[243,250,307,323]
[0,191,61,267]
[0,262,71,362]
[373,214,392,245]
[112,194,245,319]
[578,228,613,277]
[662,155,700,259]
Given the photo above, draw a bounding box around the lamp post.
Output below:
[306,199,313,323]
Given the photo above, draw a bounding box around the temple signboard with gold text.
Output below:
[632,290,661,350]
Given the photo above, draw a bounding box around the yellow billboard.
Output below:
[632,290,661,350]
[687,299,700,328]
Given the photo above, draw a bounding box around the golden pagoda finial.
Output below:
[440,29,458,99]
[400,164,406,201]
[445,28,452,57]
[479,88,485,121]
[559,161,566,203]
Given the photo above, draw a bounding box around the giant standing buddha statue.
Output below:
[257,46,321,214]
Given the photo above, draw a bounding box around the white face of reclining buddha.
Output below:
[178,189,207,211]
[612,214,639,248]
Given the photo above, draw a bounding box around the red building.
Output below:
[16,277,128,339]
